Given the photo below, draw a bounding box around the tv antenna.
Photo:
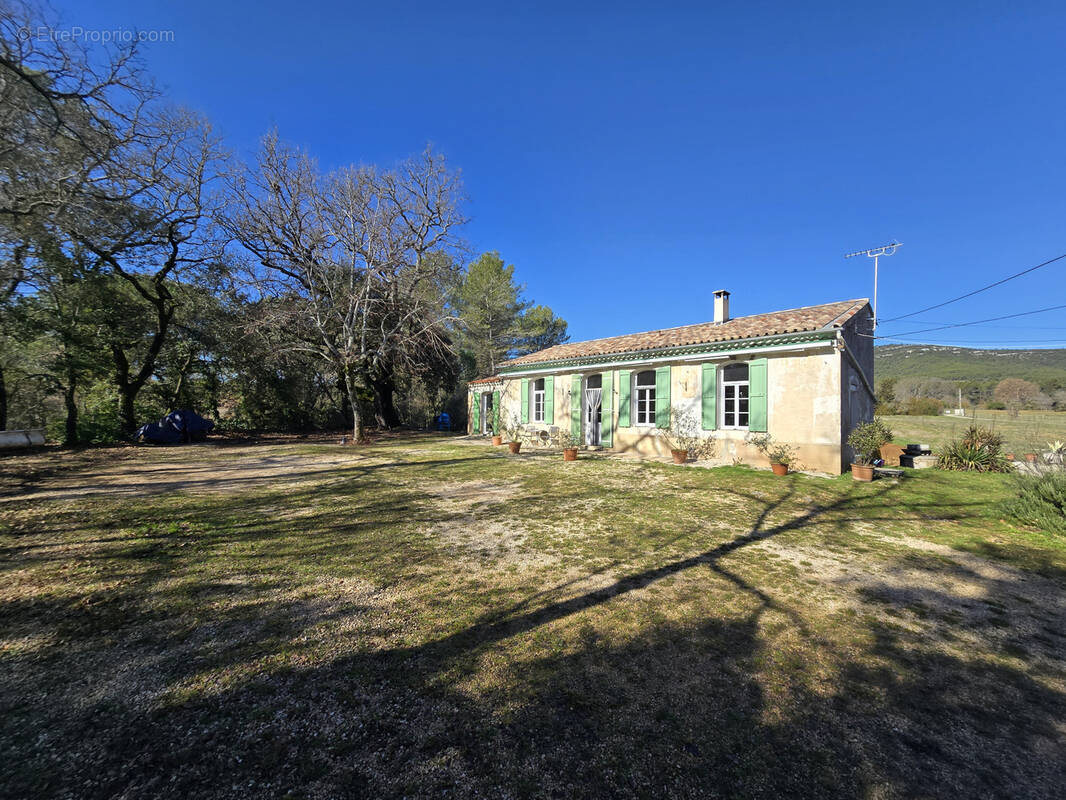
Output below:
[844,242,902,331]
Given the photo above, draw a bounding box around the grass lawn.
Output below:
[883,410,1066,456]
[2,433,1065,798]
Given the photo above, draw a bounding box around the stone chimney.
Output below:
[713,290,731,324]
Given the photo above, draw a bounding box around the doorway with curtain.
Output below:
[583,374,602,446]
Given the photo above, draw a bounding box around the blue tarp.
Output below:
[135,409,215,444]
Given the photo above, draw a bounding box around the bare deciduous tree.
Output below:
[224,133,467,441]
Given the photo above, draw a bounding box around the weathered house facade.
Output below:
[468,293,875,474]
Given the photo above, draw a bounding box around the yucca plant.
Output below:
[937,424,1011,472]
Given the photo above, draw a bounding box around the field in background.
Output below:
[2,434,1064,798]
[882,410,1066,455]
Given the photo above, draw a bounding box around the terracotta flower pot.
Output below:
[491,435,502,446]
[851,463,874,482]
[671,449,688,464]
[771,462,789,476]
[1006,453,1015,461]
[508,441,522,454]
[1025,453,1038,463]
[562,448,578,462]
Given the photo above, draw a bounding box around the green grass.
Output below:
[1,434,1065,798]
[882,409,1066,455]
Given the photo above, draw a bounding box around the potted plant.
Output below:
[846,419,893,481]
[748,433,797,475]
[554,428,581,461]
[503,415,523,454]
[665,408,702,464]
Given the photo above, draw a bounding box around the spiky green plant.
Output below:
[937,424,1011,472]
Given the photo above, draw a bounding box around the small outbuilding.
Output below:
[468,293,875,474]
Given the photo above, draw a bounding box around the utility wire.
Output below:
[877,335,1066,345]
[864,302,1066,338]
[878,251,1066,324]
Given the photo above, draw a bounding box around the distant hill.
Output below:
[874,344,1066,386]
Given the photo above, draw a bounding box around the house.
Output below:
[468,292,875,474]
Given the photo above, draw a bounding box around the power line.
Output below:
[866,302,1066,338]
[878,251,1066,324]
[877,335,1066,345]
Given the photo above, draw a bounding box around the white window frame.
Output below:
[633,370,656,427]
[531,378,545,423]
[720,363,749,430]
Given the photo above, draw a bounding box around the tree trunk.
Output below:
[118,386,137,439]
[63,373,78,447]
[0,364,7,431]
[342,368,364,442]
[370,372,401,429]
[336,371,353,430]
[110,301,174,438]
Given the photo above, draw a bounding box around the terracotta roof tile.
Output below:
[501,298,868,369]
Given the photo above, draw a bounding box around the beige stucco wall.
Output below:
[469,342,852,473]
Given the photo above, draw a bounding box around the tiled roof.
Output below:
[501,298,869,369]
[468,375,501,385]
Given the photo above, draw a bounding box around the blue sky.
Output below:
[53,0,1066,348]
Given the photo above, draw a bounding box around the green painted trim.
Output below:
[497,331,834,374]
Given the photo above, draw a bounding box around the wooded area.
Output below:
[0,1,567,444]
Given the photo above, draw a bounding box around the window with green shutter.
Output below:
[618,369,631,427]
[471,393,480,433]
[748,358,768,432]
[544,376,554,423]
[655,366,671,429]
[701,364,717,430]
[520,378,529,424]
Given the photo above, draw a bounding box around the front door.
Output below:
[481,393,492,434]
[584,374,602,446]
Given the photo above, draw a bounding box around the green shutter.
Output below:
[571,374,582,440]
[471,393,480,433]
[618,369,631,427]
[655,366,671,429]
[544,376,554,424]
[748,358,768,432]
[492,390,501,434]
[701,364,717,430]
[520,378,529,424]
[600,372,613,447]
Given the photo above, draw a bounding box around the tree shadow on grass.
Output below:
[2,468,1064,798]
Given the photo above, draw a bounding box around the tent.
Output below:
[135,409,215,444]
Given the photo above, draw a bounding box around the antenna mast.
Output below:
[844,242,902,331]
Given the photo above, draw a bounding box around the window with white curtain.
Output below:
[720,362,749,429]
[531,378,545,422]
[634,370,656,426]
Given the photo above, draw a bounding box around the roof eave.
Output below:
[498,329,837,375]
